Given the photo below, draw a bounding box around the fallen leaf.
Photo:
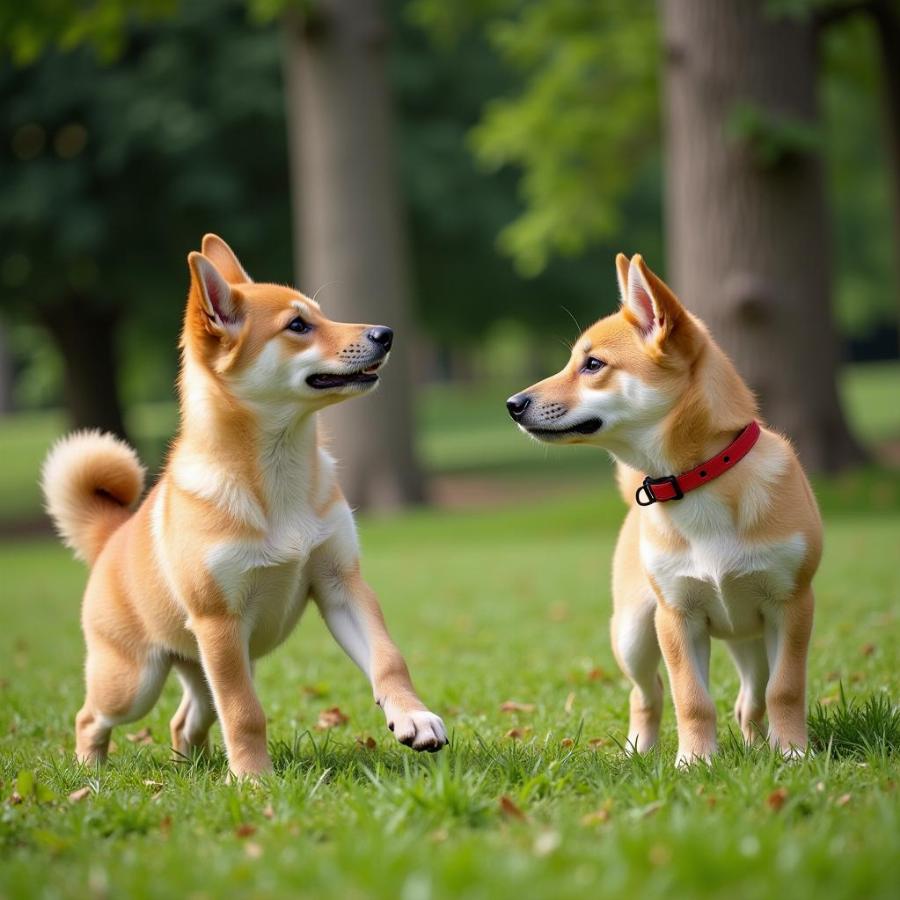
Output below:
[68,786,91,803]
[860,643,876,657]
[315,707,349,730]
[825,670,841,682]
[560,737,574,748]
[639,800,664,819]
[835,793,852,807]
[505,728,526,740]
[533,830,561,857]
[498,795,528,821]
[125,727,153,745]
[587,737,608,750]
[159,816,172,836]
[564,692,575,715]
[500,701,535,713]
[548,603,569,622]
[355,735,377,750]
[235,823,257,838]
[767,787,789,812]
[301,684,327,698]
[580,808,611,826]
[586,667,611,682]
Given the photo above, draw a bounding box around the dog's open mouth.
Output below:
[526,418,602,438]
[306,361,383,390]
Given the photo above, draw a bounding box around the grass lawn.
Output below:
[1,475,899,899]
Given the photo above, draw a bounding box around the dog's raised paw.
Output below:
[387,709,447,752]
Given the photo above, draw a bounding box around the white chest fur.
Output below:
[640,472,806,640]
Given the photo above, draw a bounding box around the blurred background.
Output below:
[1,0,898,527]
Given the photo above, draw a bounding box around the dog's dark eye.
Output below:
[582,356,605,373]
[286,316,311,334]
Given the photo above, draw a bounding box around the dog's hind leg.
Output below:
[726,637,769,743]
[170,658,217,758]
[76,640,171,765]
[611,593,663,753]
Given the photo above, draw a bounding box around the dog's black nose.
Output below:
[367,326,393,352]
[506,394,531,421]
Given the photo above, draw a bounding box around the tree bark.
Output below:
[282,0,424,509]
[660,0,865,471]
[41,300,128,441]
[0,322,14,415]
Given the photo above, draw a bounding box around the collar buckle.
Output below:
[635,474,683,507]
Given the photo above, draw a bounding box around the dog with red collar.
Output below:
[506,254,822,766]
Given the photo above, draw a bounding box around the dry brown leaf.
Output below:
[235,823,257,838]
[68,786,91,803]
[125,727,153,745]
[586,666,611,682]
[315,707,349,730]
[560,737,574,748]
[505,726,531,741]
[159,816,172,836]
[860,643,876,657]
[835,793,852,807]
[498,795,528,821]
[499,701,535,713]
[580,808,611,826]
[767,787,789,812]
[548,603,569,622]
[355,735,377,750]
[587,737,608,750]
[302,684,327,698]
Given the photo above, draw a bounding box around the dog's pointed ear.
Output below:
[615,252,630,303]
[622,254,684,345]
[201,234,251,284]
[188,251,244,338]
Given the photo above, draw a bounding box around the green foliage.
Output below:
[415,0,659,276]
[726,102,822,169]
[0,0,177,65]
[0,0,293,403]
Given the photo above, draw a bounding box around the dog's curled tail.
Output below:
[41,430,145,565]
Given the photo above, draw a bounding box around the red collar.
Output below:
[635,421,761,506]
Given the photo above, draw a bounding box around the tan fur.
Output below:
[511,254,822,764]
[42,234,446,778]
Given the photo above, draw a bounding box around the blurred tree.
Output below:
[415,0,892,471]
[0,1,292,439]
[661,0,864,470]
[281,0,424,508]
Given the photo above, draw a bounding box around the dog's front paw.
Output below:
[383,703,447,752]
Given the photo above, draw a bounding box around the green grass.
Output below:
[1,482,899,899]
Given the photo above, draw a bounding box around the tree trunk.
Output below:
[660,0,865,472]
[0,322,14,415]
[282,0,425,509]
[871,0,900,348]
[41,300,128,441]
